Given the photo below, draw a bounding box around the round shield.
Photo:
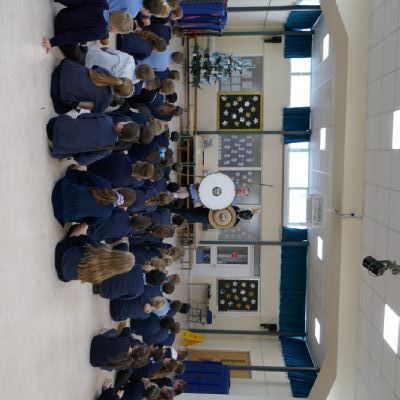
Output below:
[208,207,237,230]
[199,173,236,210]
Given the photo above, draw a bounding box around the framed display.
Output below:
[218,92,263,131]
[217,279,259,312]
[218,134,262,168]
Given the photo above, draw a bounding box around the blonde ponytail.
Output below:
[88,69,133,97]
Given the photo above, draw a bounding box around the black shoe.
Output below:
[92,284,100,295]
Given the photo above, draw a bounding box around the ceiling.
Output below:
[225,0,299,32]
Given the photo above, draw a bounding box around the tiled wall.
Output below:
[306,15,335,368]
[357,0,400,399]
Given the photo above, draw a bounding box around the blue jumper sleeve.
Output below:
[74,149,111,166]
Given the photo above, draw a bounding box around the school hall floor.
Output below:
[0,2,184,399]
[0,2,118,399]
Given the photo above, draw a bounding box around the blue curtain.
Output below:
[284,35,313,58]
[280,337,318,398]
[285,11,322,30]
[279,229,316,397]
[284,10,321,59]
[279,227,308,332]
[283,107,311,144]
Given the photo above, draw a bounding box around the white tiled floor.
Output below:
[356,1,400,399]
[306,15,335,368]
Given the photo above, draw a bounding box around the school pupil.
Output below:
[51,169,136,226]
[51,59,134,114]
[117,31,167,61]
[137,51,184,72]
[110,295,167,321]
[90,327,149,370]
[55,224,134,283]
[107,0,165,19]
[42,1,134,57]
[47,114,139,166]
[93,264,165,300]
[85,47,155,82]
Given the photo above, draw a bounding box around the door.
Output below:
[190,349,251,379]
[195,245,253,268]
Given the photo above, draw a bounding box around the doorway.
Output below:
[190,349,252,379]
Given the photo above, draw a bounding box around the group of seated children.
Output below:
[44,1,191,399]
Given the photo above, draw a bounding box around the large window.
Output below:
[290,58,311,107]
[284,142,310,227]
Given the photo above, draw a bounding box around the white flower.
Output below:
[245,121,251,127]
[222,120,228,126]
[238,107,244,113]
[243,297,248,302]
[240,290,246,295]
[233,101,238,106]
[233,281,238,286]
[220,300,225,305]
[244,101,250,107]
[252,96,259,102]
[251,299,256,304]
[241,282,246,287]
[223,110,229,116]
[250,283,256,288]
[239,117,245,123]
[253,118,259,124]
[228,301,233,306]
[232,288,237,293]
[221,96,227,101]
[231,113,237,120]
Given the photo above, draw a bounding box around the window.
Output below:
[383,304,399,353]
[320,127,326,150]
[284,142,310,227]
[392,110,400,149]
[314,318,321,344]
[323,34,330,61]
[290,58,311,107]
[317,236,323,260]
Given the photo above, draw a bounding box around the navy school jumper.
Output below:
[51,169,114,226]
[142,327,169,345]
[110,292,153,321]
[90,327,135,370]
[87,152,139,188]
[128,140,159,164]
[117,33,153,60]
[121,380,148,400]
[55,234,100,282]
[87,207,131,242]
[99,263,145,300]
[143,24,172,45]
[50,113,117,166]
[130,313,161,336]
[51,0,110,47]
[129,361,163,380]
[51,59,113,114]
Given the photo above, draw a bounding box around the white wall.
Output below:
[187,334,294,399]
[192,36,290,327]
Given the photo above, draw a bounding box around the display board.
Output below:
[218,93,262,131]
[218,134,262,168]
[217,279,259,312]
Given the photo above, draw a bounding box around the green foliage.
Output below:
[190,43,252,88]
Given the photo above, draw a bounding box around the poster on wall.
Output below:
[217,279,259,312]
[218,134,262,168]
[217,92,262,131]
